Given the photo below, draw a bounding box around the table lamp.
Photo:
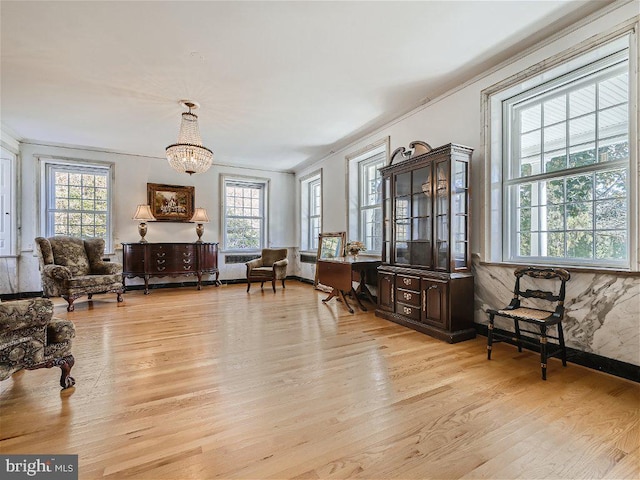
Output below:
[191,207,210,242]
[132,205,155,243]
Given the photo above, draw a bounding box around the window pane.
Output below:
[569,85,595,117]
[569,114,595,146]
[598,104,627,138]
[567,232,593,258]
[520,104,541,132]
[544,96,566,126]
[599,73,628,109]
[595,231,626,260]
[595,169,626,199]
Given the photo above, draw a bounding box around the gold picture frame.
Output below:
[314,231,346,291]
[147,183,194,222]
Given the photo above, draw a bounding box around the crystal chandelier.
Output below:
[166,100,213,175]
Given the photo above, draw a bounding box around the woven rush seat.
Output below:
[496,307,557,322]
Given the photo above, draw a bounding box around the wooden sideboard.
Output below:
[122,242,219,294]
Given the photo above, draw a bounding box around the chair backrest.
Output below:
[512,266,571,316]
[261,248,288,266]
[35,236,91,276]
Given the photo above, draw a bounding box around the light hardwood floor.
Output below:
[1,282,638,479]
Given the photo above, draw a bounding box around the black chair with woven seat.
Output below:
[487,266,571,380]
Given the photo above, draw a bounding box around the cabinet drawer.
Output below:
[397,288,420,307]
[397,303,421,321]
[396,275,420,291]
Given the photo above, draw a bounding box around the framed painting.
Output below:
[147,183,194,222]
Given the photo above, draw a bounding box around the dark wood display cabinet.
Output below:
[122,242,219,294]
[375,142,475,343]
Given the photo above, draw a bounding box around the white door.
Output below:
[0,149,15,256]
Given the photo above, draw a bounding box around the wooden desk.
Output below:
[317,257,381,313]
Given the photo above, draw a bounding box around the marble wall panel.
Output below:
[473,257,640,366]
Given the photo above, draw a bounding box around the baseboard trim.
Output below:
[475,324,640,383]
[0,291,44,301]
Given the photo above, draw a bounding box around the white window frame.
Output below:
[347,137,389,255]
[39,158,115,253]
[300,170,322,252]
[221,176,268,252]
[483,30,638,271]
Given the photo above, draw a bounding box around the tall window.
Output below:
[359,153,386,252]
[223,178,266,250]
[301,173,321,251]
[43,161,113,251]
[501,43,631,268]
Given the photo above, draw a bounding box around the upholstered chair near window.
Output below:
[0,297,76,389]
[35,236,124,312]
[245,248,288,293]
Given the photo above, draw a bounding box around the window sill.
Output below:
[478,260,640,276]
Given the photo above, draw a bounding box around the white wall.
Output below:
[293,2,640,365]
[8,142,295,293]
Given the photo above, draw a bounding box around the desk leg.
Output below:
[339,290,354,314]
[322,288,339,304]
[322,288,355,314]
[350,288,367,311]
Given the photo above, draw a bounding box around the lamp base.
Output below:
[138,222,148,243]
[195,223,204,243]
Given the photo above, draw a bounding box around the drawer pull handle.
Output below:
[157,259,166,265]
[403,292,412,301]
[157,266,166,271]
[403,306,412,315]
[403,278,411,286]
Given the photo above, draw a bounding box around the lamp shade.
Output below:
[132,205,155,221]
[190,207,210,223]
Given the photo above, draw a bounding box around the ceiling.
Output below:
[0,1,614,172]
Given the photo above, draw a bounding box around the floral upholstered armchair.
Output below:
[35,236,124,312]
[245,248,288,293]
[0,298,76,389]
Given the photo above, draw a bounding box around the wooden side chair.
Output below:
[487,266,571,380]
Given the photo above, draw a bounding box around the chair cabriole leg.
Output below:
[272,278,276,293]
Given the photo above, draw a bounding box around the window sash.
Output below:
[308,178,321,250]
[358,153,385,252]
[223,179,265,251]
[45,162,112,251]
[503,48,630,268]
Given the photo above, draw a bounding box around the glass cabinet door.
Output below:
[434,160,450,270]
[410,166,432,267]
[394,172,411,264]
[452,160,469,269]
[383,176,391,263]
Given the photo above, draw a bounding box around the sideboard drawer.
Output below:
[396,275,420,292]
[396,303,421,321]
[397,288,420,307]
